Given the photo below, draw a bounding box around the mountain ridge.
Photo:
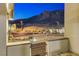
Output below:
[9,10,64,28]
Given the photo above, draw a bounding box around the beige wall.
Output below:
[0,3,6,55]
[65,4,79,54]
[7,44,31,56]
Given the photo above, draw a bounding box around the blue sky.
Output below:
[14,3,64,20]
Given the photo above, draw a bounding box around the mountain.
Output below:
[9,10,64,28]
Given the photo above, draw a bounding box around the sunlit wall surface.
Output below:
[6,3,14,20]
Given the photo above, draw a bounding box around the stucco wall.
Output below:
[65,4,79,54]
[0,3,6,55]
